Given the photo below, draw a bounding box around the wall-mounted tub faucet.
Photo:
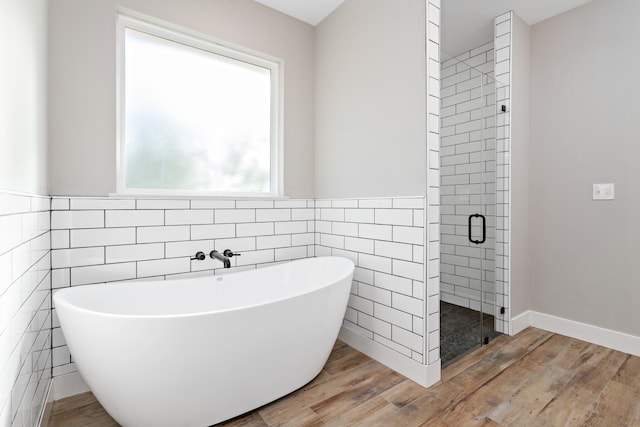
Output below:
[210,250,230,268]
[210,249,241,268]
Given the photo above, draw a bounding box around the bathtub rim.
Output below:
[53,256,355,320]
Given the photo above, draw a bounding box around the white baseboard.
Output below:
[52,371,90,401]
[511,310,532,336]
[338,326,441,388]
[530,311,640,356]
[511,310,640,357]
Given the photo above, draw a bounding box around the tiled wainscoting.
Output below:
[439,41,497,314]
[49,196,436,387]
[0,191,52,427]
[49,197,316,378]
[315,198,427,363]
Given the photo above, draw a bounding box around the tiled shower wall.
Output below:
[439,42,497,314]
[49,197,316,377]
[0,191,52,427]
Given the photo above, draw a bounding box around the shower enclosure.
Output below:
[439,47,506,366]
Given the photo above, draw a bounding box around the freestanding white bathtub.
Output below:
[53,256,354,427]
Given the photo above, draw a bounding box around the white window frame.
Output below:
[116,12,283,197]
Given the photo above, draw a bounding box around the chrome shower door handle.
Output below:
[468,213,486,245]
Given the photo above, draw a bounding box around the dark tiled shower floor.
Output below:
[440,301,502,367]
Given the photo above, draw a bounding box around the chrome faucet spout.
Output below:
[209,250,231,268]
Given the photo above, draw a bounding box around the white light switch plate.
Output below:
[593,183,615,200]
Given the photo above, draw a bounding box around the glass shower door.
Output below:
[478,73,500,346]
[440,52,500,366]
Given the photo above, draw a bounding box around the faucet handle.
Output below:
[223,249,241,257]
[191,251,206,261]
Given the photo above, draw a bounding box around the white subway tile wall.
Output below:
[0,191,52,427]
[50,196,432,376]
[316,197,427,363]
[50,197,316,377]
[494,11,512,334]
[440,42,498,316]
[426,0,442,364]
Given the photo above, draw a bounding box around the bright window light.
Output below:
[117,15,281,196]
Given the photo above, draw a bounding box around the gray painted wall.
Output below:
[530,0,640,335]
[48,0,315,197]
[0,0,49,195]
[314,0,427,199]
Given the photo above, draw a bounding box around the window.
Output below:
[117,14,282,196]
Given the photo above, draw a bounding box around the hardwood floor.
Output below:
[47,328,640,427]
[47,392,118,427]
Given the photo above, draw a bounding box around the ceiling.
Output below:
[254,0,346,26]
[441,0,593,56]
[255,0,593,56]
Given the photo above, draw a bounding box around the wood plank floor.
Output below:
[47,327,640,427]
